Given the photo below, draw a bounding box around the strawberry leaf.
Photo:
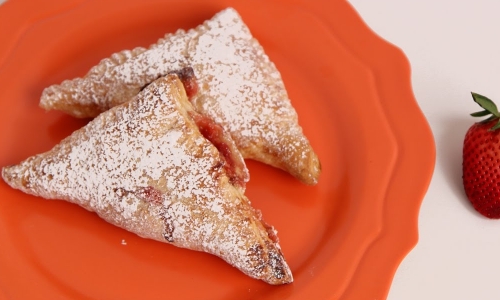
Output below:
[471,110,491,117]
[471,92,500,117]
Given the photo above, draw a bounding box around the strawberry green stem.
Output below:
[471,92,500,131]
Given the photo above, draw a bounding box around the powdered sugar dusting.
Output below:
[4,75,293,284]
[29,78,218,221]
[189,9,293,143]
[40,8,320,184]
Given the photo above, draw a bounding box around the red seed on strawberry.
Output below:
[463,92,500,218]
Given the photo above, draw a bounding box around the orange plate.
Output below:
[0,0,435,299]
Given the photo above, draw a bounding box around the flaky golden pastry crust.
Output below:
[39,8,321,185]
[3,75,292,285]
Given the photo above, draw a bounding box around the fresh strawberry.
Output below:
[463,92,500,218]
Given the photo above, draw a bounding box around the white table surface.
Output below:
[1,0,499,299]
[347,1,500,299]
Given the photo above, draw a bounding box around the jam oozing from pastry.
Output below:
[190,112,246,188]
[169,67,199,99]
[263,222,279,244]
[171,67,246,188]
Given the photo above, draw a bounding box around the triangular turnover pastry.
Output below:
[39,8,321,185]
[2,74,293,284]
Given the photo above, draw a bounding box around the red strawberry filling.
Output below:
[134,186,163,204]
[190,112,247,188]
[169,67,199,99]
[174,66,247,189]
